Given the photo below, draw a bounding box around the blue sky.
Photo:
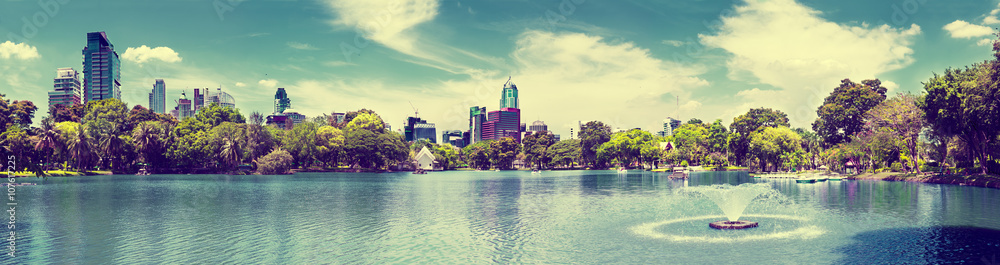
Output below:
[1,0,998,138]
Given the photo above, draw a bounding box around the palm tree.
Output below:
[99,124,129,172]
[33,120,61,172]
[68,126,94,171]
[220,136,243,170]
[132,122,160,171]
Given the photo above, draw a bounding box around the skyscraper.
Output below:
[528,120,548,132]
[82,32,121,102]
[49,68,82,108]
[193,88,204,112]
[660,117,682,137]
[468,106,486,144]
[274,88,291,114]
[172,91,193,119]
[148,79,166,113]
[483,108,521,142]
[500,77,518,109]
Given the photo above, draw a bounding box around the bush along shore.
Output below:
[848,172,1000,189]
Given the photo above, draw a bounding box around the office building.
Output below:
[49,68,82,108]
[414,123,437,143]
[148,79,166,114]
[528,120,547,132]
[81,32,121,102]
[659,117,682,137]
[274,88,291,114]
[171,91,193,119]
[193,88,205,112]
[468,106,487,144]
[266,87,306,129]
[206,87,236,109]
[442,130,464,147]
[483,107,521,142]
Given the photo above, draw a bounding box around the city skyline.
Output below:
[2,0,999,138]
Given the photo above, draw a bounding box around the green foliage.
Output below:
[489,137,518,170]
[730,108,789,166]
[1,126,33,172]
[673,124,709,166]
[344,112,385,132]
[866,93,925,172]
[687,118,703,125]
[48,103,84,123]
[196,102,246,127]
[598,129,655,168]
[680,160,689,167]
[921,63,1000,174]
[522,131,556,169]
[83,98,129,132]
[433,144,461,170]
[315,126,344,167]
[210,122,248,170]
[463,140,493,170]
[546,139,581,168]
[257,148,294,174]
[283,122,318,168]
[706,119,730,154]
[748,126,803,172]
[813,78,888,146]
[578,121,612,168]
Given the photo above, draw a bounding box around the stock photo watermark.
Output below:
[5,155,16,258]
[5,0,70,43]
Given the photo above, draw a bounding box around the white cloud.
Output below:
[662,40,684,47]
[235,82,247,87]
[943,20,994,38]
[259,79,278,88]
[699,0,920,127]
[0,41,40,60]
[324,0,438,56]
[287,42,319,50]
[122,46,182,64]
[984,16,1000,25]
[978,38,995,46]
[323,60,356,67]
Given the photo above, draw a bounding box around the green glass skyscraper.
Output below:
[500,77,518,109]
[82,32,121,102]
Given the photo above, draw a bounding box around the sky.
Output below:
[1,0,998,139]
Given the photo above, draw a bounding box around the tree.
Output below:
[33,120,61,172]
[376,132,409,169]
[345,128,378,169]
[257,148,293,174]
[687,118,703,125]
[748,127,803,172]
[865,93,926,173]
[344,112,385,132]
[248,111,265,126]
[813,78,888,146]
[730,108,789,166]
[283,122,318,168]
[706,119,730,154]
[49,103,84,123]
[546,139,580,168]
[315,126,344,168]
[578,121,612,168]
[433,144,461,170]
[133,121,169,172]
[82,98,129,132]
[211,122,247,170]
[67,124,95,171]
[489,137,518,170]
[521,131,555,169]
[127,105,159,131]
[196,102,246,127]
[673,124,709,165]
[463,140,492,170]
[168,118,212,171]
[1,126,34,172]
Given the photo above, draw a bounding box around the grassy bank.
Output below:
[849,172,1000,189]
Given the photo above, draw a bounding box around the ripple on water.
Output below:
[630,214,826,243]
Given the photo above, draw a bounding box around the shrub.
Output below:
[258,149,294,175]
[890,162,903,172]
[681,160,689,167]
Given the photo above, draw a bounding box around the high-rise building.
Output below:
[441,130,464,147]
[206,87,236,109]
[148,79,166,114]
[266,87,305,129]
[414,123,437,143]
[193,88,205,112]
[49,68,82,108]
[405,117,437,142]
[274,88,291,114]
[660,117,682,137]
[528,120,547,132]
[468,106,487,144]
[81,32,121,102]
[500,77,519,109]
[171,91,193,119]
[483,108,521,142]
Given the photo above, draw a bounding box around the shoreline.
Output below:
[847,172,1000,189]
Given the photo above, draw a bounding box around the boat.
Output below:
[829,177,844,181]
[618,167,628,174]
[412,168,427,174]
[495,169,500,172]
[816,178,828,182]
[795,178,816,183]
[531,169,541,175]
[136,168,150,176]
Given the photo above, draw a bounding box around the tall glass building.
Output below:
[500,78,519,109]
[49,68,82,108]
[274,88,291,114]
[148,79,166,113]
[207,88,236,109]
[468,106,487,144]
[82,32,121,102]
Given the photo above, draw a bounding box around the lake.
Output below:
[4,170,1000,264]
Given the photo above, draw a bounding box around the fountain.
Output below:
[680,183,780,230]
